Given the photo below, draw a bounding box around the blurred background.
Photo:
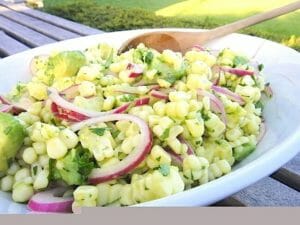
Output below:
[32,0,300,50]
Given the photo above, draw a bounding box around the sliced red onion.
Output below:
[197,89,227,125]
[30,55,49,76]
[127,63,144,78]
[165,147,183,167]
[134,97,150,106]
[212,74,220,86]
[192,44,206,51]
[70,114,152,184]
[49,87,110,119]
[49,88,150,122]
[0,104,12,113]
[51,102,90,122]
[212,85,245,105]
[178,135,195,155]
[28,188,73,213]
[220,67,254,76]
[111,103,131,114]
[148,85,160,91]
[150,90,169,100]
[257,122,266,143]
[60,84,79,100]
[0,95,27,115]
[0,95,10,105]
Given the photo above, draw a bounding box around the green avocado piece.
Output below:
[0,113,26,172]
[47,50,86,78]
[233,142,256,162]
[50,147,94,185]
[151,57,186,84]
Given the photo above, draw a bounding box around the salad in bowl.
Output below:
[0,41,270,213]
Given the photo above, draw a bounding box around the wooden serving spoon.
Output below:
[119,1,300,53]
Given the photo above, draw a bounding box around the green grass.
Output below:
[43,0,300,50]
[44,0,184,11]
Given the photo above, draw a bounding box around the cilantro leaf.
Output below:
[255,101,264,110]
[143,51,154,65]
[120,94,136,102]
[161,128,170,140]
[159,164,170,176]
[258,64,264,71]
[90,127,110,136]
[49,147,95,185]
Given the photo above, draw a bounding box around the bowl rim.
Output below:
[0,28,300,208]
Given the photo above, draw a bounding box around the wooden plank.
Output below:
[271,153,300,191]
[0,15,55,47]
[0,2,102,36]
[228,177,300,206]
[0,5,80,41]
[0,30,29,56]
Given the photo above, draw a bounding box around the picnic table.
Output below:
[0,0,299,207]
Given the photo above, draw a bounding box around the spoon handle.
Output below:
[203,1,300,43]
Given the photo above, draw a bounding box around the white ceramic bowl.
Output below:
[0,29,299,213]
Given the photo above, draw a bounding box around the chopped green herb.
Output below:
[143,51,154,65]
[32,166,38,176]
[215,140,222,145]
[156,156,161,162]
[111,130,120,139]
[90,127,111,136]
[159,164,170,176]
[202,113,210,121]
[258,64,264,71]
[195,140,202,145]
[255,101,264,110]
[120,94,135,102]
[183,174,189,180]
[49,147,95,185]
[161,128,170,140]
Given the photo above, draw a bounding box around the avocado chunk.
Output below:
[233,142,256,162]
[0,113,26,172]
[50,147,94,185]
[47,50,86,78]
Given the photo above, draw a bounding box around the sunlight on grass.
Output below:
[156,0,299,16]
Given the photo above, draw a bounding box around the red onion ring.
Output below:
[28,188,73,213]
[150,90,169,100]
[178,135,195,155]
[165,147,183,167]
[212,85,245,105]
[127,63,144,78]
[70,114,152,184]
[219,67,254,76]
[197,89,227,125]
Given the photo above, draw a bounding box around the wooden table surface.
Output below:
[0,0,299,207]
